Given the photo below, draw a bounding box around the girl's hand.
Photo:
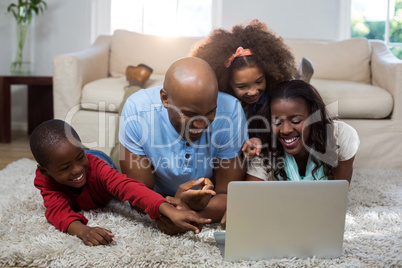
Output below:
[242,137,262,160]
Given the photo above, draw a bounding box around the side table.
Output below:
[0,75,53,143]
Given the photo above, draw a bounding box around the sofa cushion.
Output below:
[81,74,165,112]
[285,38,371,84]
[69,109,118,155]
[311,79,393,119]
[110,30,201,77]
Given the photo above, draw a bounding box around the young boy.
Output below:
[30,119,212,246]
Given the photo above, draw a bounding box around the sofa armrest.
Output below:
[53,35,112,120]
[371,40,402,121]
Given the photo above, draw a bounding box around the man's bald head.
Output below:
[163,57,218,102]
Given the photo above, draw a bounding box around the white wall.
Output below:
[0,0,92,130]
[1,0,348,130]
[221,0,349,40]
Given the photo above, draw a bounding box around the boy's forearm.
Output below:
[158,202,173,217]
[67,220,87,239]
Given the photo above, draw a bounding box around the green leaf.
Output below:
[6,0,47,23]
[31,5,39,15]
[20,2,30,8]
[7,3,17,12]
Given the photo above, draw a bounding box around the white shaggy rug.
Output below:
[0,158,401,267]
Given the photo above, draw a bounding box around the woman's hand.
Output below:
[220,210,227,230]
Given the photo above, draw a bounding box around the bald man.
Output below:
[118,57,248,234]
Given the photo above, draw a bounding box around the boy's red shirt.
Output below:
[34,153,166,232]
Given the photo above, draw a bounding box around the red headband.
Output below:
[225,46,253,68]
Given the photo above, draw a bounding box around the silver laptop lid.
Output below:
[224,180,349,261]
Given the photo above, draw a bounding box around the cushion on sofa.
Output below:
[285,38,371,84]
[81,74,165,112]
[110,30,201,77]
[311,79,393,119]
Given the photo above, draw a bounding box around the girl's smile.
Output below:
[244,94,260,103]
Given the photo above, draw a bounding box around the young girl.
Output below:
[246,80,360,182]
[190,19,300,156]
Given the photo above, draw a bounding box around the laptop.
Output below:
[214,180,349,261]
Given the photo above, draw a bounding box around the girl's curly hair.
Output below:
[258,80,338,180]
[190,19,300,96]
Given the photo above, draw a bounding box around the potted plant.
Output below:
[7,0,47,74]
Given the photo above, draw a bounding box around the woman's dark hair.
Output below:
[190,19,300,97]
[258,80,338,180]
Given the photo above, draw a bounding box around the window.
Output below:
[351,0,402,59]
[110,0,213,37]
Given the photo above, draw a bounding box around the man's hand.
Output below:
[174,178,216,211]
[68,221,114,246]
[241,137,262,161]
[158,202,212,234]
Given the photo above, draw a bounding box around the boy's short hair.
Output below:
[30,119,81,167]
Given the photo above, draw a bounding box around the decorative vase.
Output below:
[10,13,33,75]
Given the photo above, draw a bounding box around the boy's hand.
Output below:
[242,137,262,161]
[174,178,216,211]
[155,197,192,235]
[81,226,115,246]
[68,221,114,246]
[158,202,212,234]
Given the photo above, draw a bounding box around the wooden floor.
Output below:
[0,131,36,268]
[0,130,35,170]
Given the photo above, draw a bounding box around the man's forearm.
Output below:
[197,193,227,222]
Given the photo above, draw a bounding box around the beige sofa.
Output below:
[53,30,402,168]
